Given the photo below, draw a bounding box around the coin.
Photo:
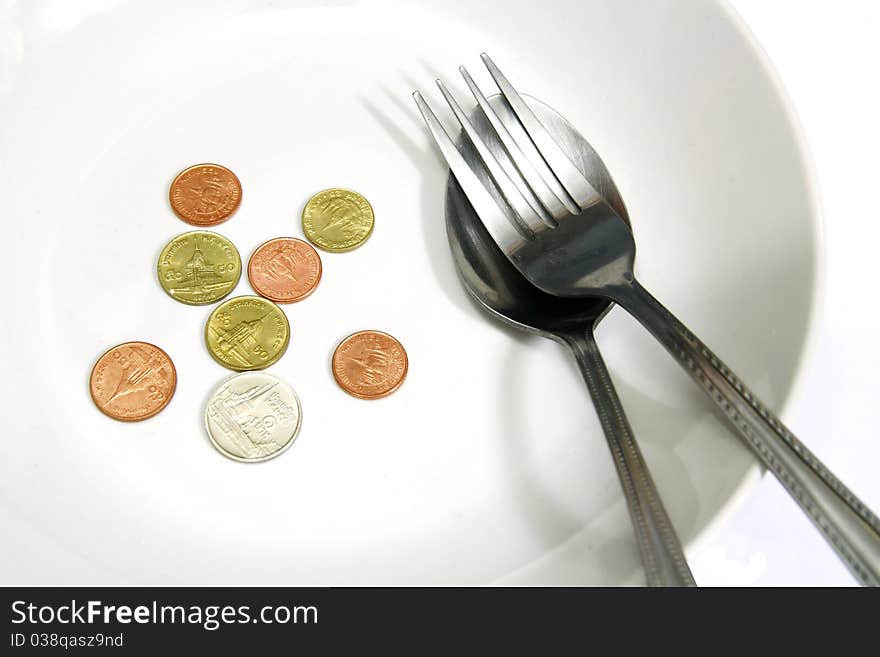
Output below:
[89,342,176,421]
[157,230,241,305]
[301,188,374,252]
[332,330,408,399]
[247,237,322,303]
[169,163,242,226]
[204,371,302,462]
[205,295,290,371]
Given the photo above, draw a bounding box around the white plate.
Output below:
[0,0,820,584]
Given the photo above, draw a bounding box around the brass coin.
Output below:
[169,163,242,226]
[332,330,408,399]
[301,188,374,252]
[157,230,241,305]
[205,295,290,371]
[89,342,176,421]
[247,237,322,303]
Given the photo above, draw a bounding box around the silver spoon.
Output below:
[445,94,696,586]
[419,54,880,586]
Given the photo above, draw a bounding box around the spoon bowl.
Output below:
[445,94,628,336]
[427,56,880,585]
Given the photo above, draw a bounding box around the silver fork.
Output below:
[445,90,696,586]
[414,53,880,586]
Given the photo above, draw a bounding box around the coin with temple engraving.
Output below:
[169,163,242,226]
[247,237,322,303]
[204,371,302,462]
[301,188,374,252]
[157,230,241,305]
[205,295,290,371]
[332,330,408,399]
[89,342,176,421]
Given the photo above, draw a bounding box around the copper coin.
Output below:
[89,342,177,421]
[248,237,322,303]
[332,330,408,400]
[169,163,242,226]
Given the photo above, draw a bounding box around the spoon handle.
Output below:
[563,327,697,587]
[613,279,880,586]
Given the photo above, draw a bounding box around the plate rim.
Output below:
[683,0,826,559]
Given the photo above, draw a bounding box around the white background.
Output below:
[0,0,875,587]
[692,0,880,586]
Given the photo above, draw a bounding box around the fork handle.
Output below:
[563,327,697,586]
[612,278,880,586]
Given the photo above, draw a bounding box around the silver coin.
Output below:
[204,371,302,463]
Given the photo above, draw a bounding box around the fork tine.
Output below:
[435,79,547,236]
[459,65,575,219]
[413,91,529,251]
[480,52,602,210]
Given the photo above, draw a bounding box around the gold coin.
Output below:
[205,295,290,371]
[157,231,241,305]
[301,188,374,252]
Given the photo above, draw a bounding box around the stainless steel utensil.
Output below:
[415,54,880,586]
[443,93,695,585]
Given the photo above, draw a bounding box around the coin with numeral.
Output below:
[89,342,176,421]
[205,295,290,371]
[157,230,241,305]
[204,371,302,462]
